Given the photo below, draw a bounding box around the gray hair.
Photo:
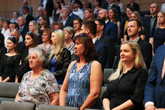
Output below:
[29,47,48,66]
[63,26,76,35]
[62,6,71,13]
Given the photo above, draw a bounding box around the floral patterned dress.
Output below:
[18,69,59,109]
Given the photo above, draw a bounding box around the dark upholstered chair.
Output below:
[0,101,35,110]
[38,104,79,110]
[0,82,20,103]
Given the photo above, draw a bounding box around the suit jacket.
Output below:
[127,2,140,12]
[20,25,29,42]
[144,45,165,108]
[41,0,54,17]
[25,14,34,26]
[113,38,152,70]
[142,15,157,41]
[99,33,116,68]
[63,16,74,27]
[94,39,108,70]
[104,21,118,41]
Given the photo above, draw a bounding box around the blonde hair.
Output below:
[157,11,165,27]
[29,20,39,35]
[109,42,146,81]
[48,29,66,61]
[130,11,141,22]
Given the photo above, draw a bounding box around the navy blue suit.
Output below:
[144,45,165,108]
[104,21,118,42]
[94,40,108,70]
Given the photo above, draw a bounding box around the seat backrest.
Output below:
[0,82,20,98]
[0,101,35,110]
[100,86,107,99]
[38,104,79,110]
[103,68,114,85]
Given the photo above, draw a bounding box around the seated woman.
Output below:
[63,26,76,60]
[60,33,103,109]
[0,37,21,82]
[15,47,59,109]
[102,42,148,110]
[38,28,52,53]
[48,29,71,84]
[15,32,38,82]
[73,17,82,36]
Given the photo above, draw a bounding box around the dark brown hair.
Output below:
[73,33,98,63]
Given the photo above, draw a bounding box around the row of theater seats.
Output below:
[0,69,114,110]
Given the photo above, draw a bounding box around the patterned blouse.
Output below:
[18,69,59,109]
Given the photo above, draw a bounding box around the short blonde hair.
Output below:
[109,42,146,81]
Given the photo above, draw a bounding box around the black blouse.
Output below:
[102,67,148,110]
[0,54,21,82]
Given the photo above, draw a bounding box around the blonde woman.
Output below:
[48,29,71,84]
[102,42,148,110]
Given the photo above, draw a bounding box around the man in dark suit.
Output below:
[144,44,165,109]
[80,21,108,70]
[142,3,160,42]
[113,19,152,70]
[98,9,118,42]
[95,19,116,68]
[41,0,54,17]
[59,6,74,27]
[17,17,29,42]
[22,6,34,27]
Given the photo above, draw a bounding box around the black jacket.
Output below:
[49,48,71,79]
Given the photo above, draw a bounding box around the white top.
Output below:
[1,28,11,48]
[73,8,84,20]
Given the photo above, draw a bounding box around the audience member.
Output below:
[17,17,29,41]
[0,33,7,65]
[34,6,44,24]
[63,26,76,60]
[120,6,135,42]
[38,15,48,36]
[38,28,52,53]
[48,29,71,84]
[144,44,165,109]
[59,6,74,27]
[15,47,59,109]
[10,11,19,23]
[102,42,148,110]
[67,4,80,19]
[0,37,21,82]
[52,2,61,22]
[0,18,3,32]
[80,21,108,70]
[124,11,146,41]
[19,0,33,16]
[98,9,118,41]
[93,0,102,18]
[127,0,140,12]
[72,0,84,20]
[143,3,160,41]
[95,19,116,68]
[22,6,34,26]
[15,32,38,82]
[9,22,19,32]
[58,0,65,8]
[109,8,120,40]
[100,0,109,9]
[73,17,82,36]
[41,0,54,17]
[150,11,165,55]
[114,19,152,70]
[1,20,11,47]
[107,0,121,21]
[84,8,94,22]
[60,34,102,109]
[82,0,92,9]
[114,0,124,12]
[53,21,64,31]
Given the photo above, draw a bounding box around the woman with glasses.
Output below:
[102,42,148,110]
[0,37,21,82]
[15,31,38,82]
[48,29,71,85]
[60,33,102,109]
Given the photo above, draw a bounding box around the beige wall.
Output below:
[0,0,164,20]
